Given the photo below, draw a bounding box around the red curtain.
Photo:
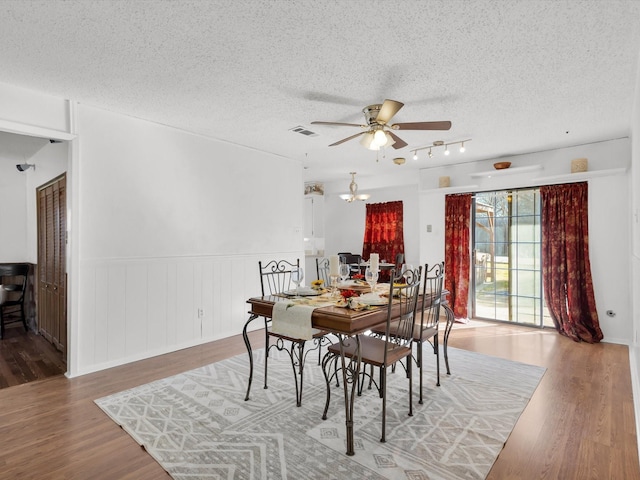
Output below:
[362,201,405,279]
[540,183,603,343]
[444,194,472,319]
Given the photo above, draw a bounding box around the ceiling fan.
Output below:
[311,99,451,150]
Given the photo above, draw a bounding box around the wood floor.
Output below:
[0,321,638,479]
[0,324,66,388]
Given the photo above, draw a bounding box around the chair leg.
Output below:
[408,356,413,417]
[435,332,441,387]
[443,304,454,375]
[380,365,387,443]
[417,340,424,404]
[0,308,4,339]
[21,303,28,332]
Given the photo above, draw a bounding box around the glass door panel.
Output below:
[473,188,547,327]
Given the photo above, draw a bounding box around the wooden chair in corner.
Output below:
[0,264,30,339]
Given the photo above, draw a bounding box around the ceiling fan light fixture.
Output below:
[312,99,452,151]
[360,131,381,150]
[373,128,387,147]
[383,131,395,147]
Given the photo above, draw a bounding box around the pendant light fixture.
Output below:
[339,172,370,202]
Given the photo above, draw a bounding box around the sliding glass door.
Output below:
[472,188,552,327]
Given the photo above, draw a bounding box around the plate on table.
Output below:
[338,280,370,292]
[284,288,320,296]
[358,294,388,306]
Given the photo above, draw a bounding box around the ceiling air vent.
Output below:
[289,126,318,137]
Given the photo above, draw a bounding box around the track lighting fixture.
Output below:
[410,139,471,160]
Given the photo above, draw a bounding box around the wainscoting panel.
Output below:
[76,253,299,376]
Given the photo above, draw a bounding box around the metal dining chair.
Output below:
[250,259,330,407]
[370,262,448,403]
[315,257,331,286]
[321,266,422,442]
[338,253,362,278]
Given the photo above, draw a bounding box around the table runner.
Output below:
[271,296,335,339]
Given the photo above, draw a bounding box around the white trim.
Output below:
[469,164,543,178]
[0,118,75,141]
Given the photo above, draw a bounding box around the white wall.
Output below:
[322,183,421,266]
[0,143,67,263]
[629,41,640,460]
[322,139,632,344]
[416,138,631,344]
[0,82,70,134]
[0,81,70,263]
[24,142,68,262]
[0,160,29,261]
[73,104,305,375]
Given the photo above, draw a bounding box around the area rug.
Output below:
[95,346,545,480]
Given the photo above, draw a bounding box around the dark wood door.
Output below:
[37,174,67,355]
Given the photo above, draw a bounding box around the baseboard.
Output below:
[629,345,640,463]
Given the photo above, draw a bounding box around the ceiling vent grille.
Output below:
[289,126,318,137]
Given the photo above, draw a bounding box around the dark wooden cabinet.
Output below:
[37,174,67,356]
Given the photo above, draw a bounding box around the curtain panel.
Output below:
[540,182,603,343]
[362,201,405,275]
[444,194,472,319]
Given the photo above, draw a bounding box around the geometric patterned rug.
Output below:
[95,346,545,479]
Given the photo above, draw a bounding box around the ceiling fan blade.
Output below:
[388,132,408,149]
[393,121,452,130]
[376,99,404,125]
[329,131,366,146]
[311,121,364,127]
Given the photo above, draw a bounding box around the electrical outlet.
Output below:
[198,308,204,318]
[427,224,432,233]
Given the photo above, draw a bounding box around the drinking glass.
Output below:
[365,266,378,296]
[339,263,350,284]
[291,267,304,295]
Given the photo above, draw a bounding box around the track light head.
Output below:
[16,163,35,172]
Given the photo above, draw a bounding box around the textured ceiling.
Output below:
[0,0,639,184]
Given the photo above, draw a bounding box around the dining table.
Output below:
[242,287,453,456]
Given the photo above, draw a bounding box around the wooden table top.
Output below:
[247,295,393,335]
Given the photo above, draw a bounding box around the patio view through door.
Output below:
[472,188,553,327]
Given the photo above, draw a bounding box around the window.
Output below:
[472,188,553,327]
